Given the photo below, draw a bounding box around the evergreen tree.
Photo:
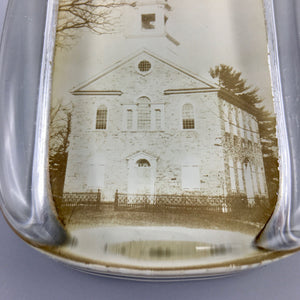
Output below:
[210,64,279,206]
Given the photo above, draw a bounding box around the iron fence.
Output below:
[54,190,101,208]
[115,191,231,213]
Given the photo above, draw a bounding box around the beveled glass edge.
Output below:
[31,0,68,245]
[0,0,299,253]
[255,0,300,250]
[0,0,66,246]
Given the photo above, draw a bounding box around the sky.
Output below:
[52,0,274,112]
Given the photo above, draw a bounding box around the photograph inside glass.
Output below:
[48,0,279,269]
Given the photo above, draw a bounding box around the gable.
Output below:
[126,151,157,162]
[71,50,219,96]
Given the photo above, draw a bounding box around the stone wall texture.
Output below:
[63,51,267,204]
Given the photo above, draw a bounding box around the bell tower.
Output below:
[122,0,180,51]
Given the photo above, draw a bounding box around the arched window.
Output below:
[96,105,107,130]
[182,103,195,129]
[136,159,151,167]
[137,97,151,130]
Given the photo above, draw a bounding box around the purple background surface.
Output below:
[1,1,300,299]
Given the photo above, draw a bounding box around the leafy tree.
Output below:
[210,64,279,205]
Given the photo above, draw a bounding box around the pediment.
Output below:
[126,151,157,162]
[70,49,219,95]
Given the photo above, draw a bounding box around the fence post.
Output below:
[114,189,118,209]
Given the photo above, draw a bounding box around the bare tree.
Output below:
[56,0,136,46]
[49,101,72,196]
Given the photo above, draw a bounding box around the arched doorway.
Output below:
[127,152,157,195]
[135,159,152,194]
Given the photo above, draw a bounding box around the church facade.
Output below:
[63,0,268,206]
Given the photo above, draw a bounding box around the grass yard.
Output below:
[56,203,270,236]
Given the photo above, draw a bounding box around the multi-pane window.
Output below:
[137,159,151,167]
[96,105,107,130]
[155,109,162,130]
[138,60,151,72]
[182,103,195,129]
[127,109,133,130]
[137,97,151,130]
[124,98,164,131]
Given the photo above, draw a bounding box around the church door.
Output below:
[134,159,152,194]
[127,153,157,198]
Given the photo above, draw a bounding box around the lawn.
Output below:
[56,203,270,236]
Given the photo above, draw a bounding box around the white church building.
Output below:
[63,0,268,206]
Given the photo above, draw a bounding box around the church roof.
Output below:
[70,48,219,95]
[70,49,258,116]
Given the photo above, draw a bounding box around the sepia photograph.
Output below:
[48,0,280,270]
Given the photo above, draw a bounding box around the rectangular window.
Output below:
[251,166,258,195]
[248,140,253,150]
[238,110,244,137]
[225,132,230,143]
[137,103,151,130]
[229,159,236,192]
[141,14,156,30]
[233,135,239,147]
[155,109,162,130]
[182,104,195,129]
[87,164,105,188]
[127,109,133,130]
[96,109,107,129]
[237,162,245,193]
[182,165,200,190]
[183,119,195,129]
[241,138,246,149]
[252,118,258,142]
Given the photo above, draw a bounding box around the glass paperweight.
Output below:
[0,0,300,280]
